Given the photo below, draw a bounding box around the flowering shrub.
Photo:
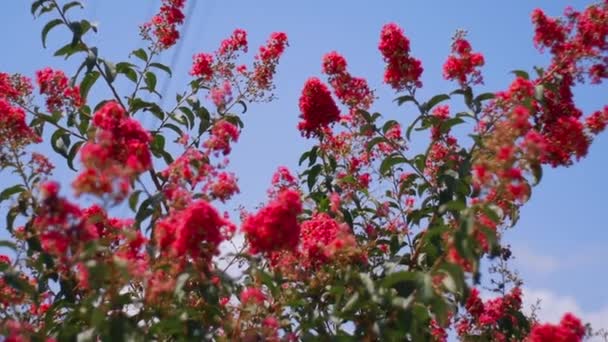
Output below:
[0,0,607,340]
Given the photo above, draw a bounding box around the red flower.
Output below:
[300,213,353,266]
[379,23,424,90]
[543,116,590,167]
[528,313,585,342]
[443,37,485,86]
[240,287,266,305]
[322,51,374,111]
[253,32,289,90]
[203,120,240,155]
[585,106,608,134]
[144,0,186,49]
[0,99,40,148]
[155,200,232,261]
[242,189,302,254]
[297,77,340,137]
[190,53,214,79]
[218,29,248,56]
[531,9,567,52]
[0,72,32,102]
[35,68,82,112]
[322,51,348,75]
[74,101,151,200]
[207,172,240,202]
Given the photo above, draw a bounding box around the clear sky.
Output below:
[1,0,607,332]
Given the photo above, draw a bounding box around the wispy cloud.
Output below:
[511,244,607,276]
[522,287,608,334]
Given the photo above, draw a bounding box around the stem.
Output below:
[50,0,126,110]
[19,104,86,141]
[128,46,159,113]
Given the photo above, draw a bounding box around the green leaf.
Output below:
[42,19,63,48]
[6,207,19,233]
[31,0,45,16]
[366,136,386,153]
[381,271,417,289]
[440,117,465,134]
[67,141,84,171]
[474,92,495,103]
[4,273,35,294]
[380,155,407,175]
[144,72,157,92]
[530,163,542,185]
[395,95,416,106]
[151,134,166,156]
[128,191,142,212]
[236,100,247,114]
[62,1,83,14]
[116,62,137,83]
[0,240,17,252]
[131,48,148,62]
[422,94,450,112]
[54,42,87,59]
[163,123,183,137]
[150,62,172,76]
[382,120,400,134]
[299,151,310,166]
[306,164,322,191]
[102,60,117,83]
[0,185,25,203]
[51,130,70,158]
[179,106,195,129]
[79,71,100,100]
[511,69,529,80]
[406,115,423,141]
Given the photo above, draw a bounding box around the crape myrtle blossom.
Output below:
[1,1,606,340]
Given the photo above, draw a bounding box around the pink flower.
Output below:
[297,77,341,137]
[240,287,266,305]
[379,23,423,89]
[242,189,302,254]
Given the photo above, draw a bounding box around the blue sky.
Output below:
[1,0,607,331]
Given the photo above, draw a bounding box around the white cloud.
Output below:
[522,287,608,333]
[511,245,607,276]
[512,246,559,275]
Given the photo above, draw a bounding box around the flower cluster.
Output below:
[269,166,298,197]
[0,72,32,103]
[206,171,240,202]
[530,3,608,166]
[144,0,186,49]
[35,67,82,112]
[443,35,485,86]
[456,288,530,340]
[0,99,40,151]
[33,182,95,262]
[203,119,240,155]
[252,32,289,91]
[297,77,341,137]
[242,189,302,254]
[73,101,151,201]
[190,53,214,79]
[219,28,248,57]
[322,51,374,112]
[155,200,234,263]
[240,287,266,305]
[528,313,586,342]
[190,29,289,105]
[378,23,423,90]
[300,213,355,266]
